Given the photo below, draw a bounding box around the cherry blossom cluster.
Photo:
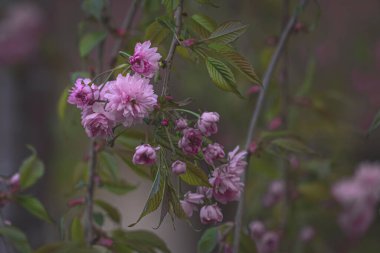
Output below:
[331,162,380,238]
[67,41,161,138]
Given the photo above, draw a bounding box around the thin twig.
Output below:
[85,140,97,245]
[232,0,309,252]
[109,0,140,66]
[161,0,185,96]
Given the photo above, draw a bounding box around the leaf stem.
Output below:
[161,0,185,96]
[232,0,309,252]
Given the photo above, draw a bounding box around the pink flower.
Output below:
[203,143,225,165]
[171,160,186,175]
[332,179,368,207]
[132,144,159,165]
[249,220,266,241]
[178,128,203,155]
[227,146,247,176]
[182,38,196,47]
[197,186,213,199]
[8,173,20,193]
[67,197,85,208]
[97,237,114,247]
[129,41,161,78]
[184,191,204,205]
[180,200,197,217]
[175,118,188,131]
[104,74,157,127]
[67,78,98,109]
[257,232,280,253]
[298,226,315,242]
[248,85,261,95]
[197,112,219,136]
[81,106,114,138]
[200,204,223,224]
[354,162,380,201]
[338,206,375,238]
[209,166,243,204]
[267,116,282,130]
[263,180,285,207]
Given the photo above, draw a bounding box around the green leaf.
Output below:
[93,212,105,226]
[95,199,121,224]
[204,21,247,44]
[70,217,85,243]
[197,227,218,253]
[129,169,166,226]
[82,0,106,20]
[19,147,44,190]
[0,226,32,253]
[15,195,52,223]
[205,57,242,97]
[269,137,315,155]
[168,184,187,219]
[57,87,69,121]
[99,152,119,181]
[367,109,380,136]
[116,152,151,179]
[190,14,217,38]
[218,49,261,84]
[102,179,136,195]
[161,0,179,12]
[145,21,170,45]
[79,31,107,58]
[112,229,170,253]
[180,162,211,187]
[298,182,328,201]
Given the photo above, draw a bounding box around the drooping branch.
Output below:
[161,0,185,96]
[232,0,309,252]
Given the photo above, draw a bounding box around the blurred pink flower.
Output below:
[203,143,225,165]
[97,237,114,247]
[178,128,203,155]
[184,191,204,205]
[175,118,188,131]
[200,204,223,224]
[257,231,280,253]
[249,220,266,241]
[132,144,159,165]
[248,85,261,95]
[298,226,315,242]
[180,200,197,217]
[263,180,285,207]
[267,116,282,130]
[182,38,196,47]
[338,206,375,238]
[129,41,161,78]
[197,112,220,136]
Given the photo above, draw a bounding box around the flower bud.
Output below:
[132,144,160,165]
[200,204,223,224]
[171,160,186,175]
[175,118,188,131]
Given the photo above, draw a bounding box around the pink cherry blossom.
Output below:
[178,128,203,155]
[67,78,98,109]
[104,74,157,127]
[129,41,161,78]
[132,144,159,165]
[200,204,223,224]
[209,166,243,204]
[227,146,247,176]
[184,191,204,205]
[81,106,114,138]
[203,143,225,165]
[180,200,197,218]
[197,112,219,136]
[175,118,188,131]
[257,231,280,253]
[338,205,375,238]
[197,186,213,199]
[262,180,285,207]
[171,160,186,175]
[249,220,266,241]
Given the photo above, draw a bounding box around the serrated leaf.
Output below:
[367,109,380,136]
[95,199,121,224]
[204,21,247,44]
[102,179,136,195]
[129,170,166,226]
[79,31,107,58]
[19,147,44,190]
[218,50,261,84]
[197,227,218,253]
[180,162,211,187]
[144,21,170,45]
[205,57,242,97]
[15,195,52,223]
[190,14,217,38]
[0,226,32,253]
[70,217,85,243]
[57,87,69,120]
[82,0,106,20]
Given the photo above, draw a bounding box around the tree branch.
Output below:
[232,0,309,252]
[85,140,97,245]
[161,0,184,96]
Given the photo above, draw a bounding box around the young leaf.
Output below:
[144,21,170,45]
[57,87,69,121]
[15,195,52,223]
[190,14,217,38]
[197,227,218,253]
[79,31,107,58]
[70,217,85,243]
[205,57,242,97]
[367,109,380,136]
[19,147,44,190]
[93,212,105,226]
[204,21,247,44]
[0,226,32,253]
[82,0,106,20]
[95,199,121,224]
[102,179,136,195]
[129,170,166,226]
[180,162,211,187]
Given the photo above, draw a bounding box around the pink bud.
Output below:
[200,204,223,224]
[248,85,261,95]
[9,173,20,192]
[182,38,196,47]
[67,197,85,208]
[171,160,186,175]
[267,117,282,130]
[175,118,188,131]
[98,237,114,247]
[115,28,125,37]
[248,141,258,154]
[161,118,169,126]
[132,144,160,165]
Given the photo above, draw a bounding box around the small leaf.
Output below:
[145,21,170,45]
[15,195,52,223]
[0,226,32,253]
[79,31,107,58]
[180,163,211,187]
[129,169,166,226]
[19,147,44,190]
[95,199,121,224]
[102,179,136,195]
[57,87,69,120]
[82,0,106,20]
[205,57,242,97]
[197,227,218,253]
[204,21,247,44]
[70,217,85,243]
[367,109,380,136]
[93,212,105,226]
[190,14,217,38]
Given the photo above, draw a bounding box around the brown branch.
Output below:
[85,140,97,245]
[161,0,185,96]
[232,0,309,252]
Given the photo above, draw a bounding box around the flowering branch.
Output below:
[161,0,184,96]
[85,140,97,245]
[232,0,309,252]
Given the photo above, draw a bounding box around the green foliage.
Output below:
[203,21,247,44]
[79,31,107,58]
[161,0,179,12]
[15,195,52,223]
[57,87,69,121]
[0,226,32,253]
[19,147,45,190]
[145,21,170,45]
[197,227,218,253]
[179,162,211,186]
[268,137,315,156]
[367,109,380,136]
[95,199,121,224]
[81,0,106,20]
[190,14,217,38]
[101,179,136,195]
[70,217,85,243]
